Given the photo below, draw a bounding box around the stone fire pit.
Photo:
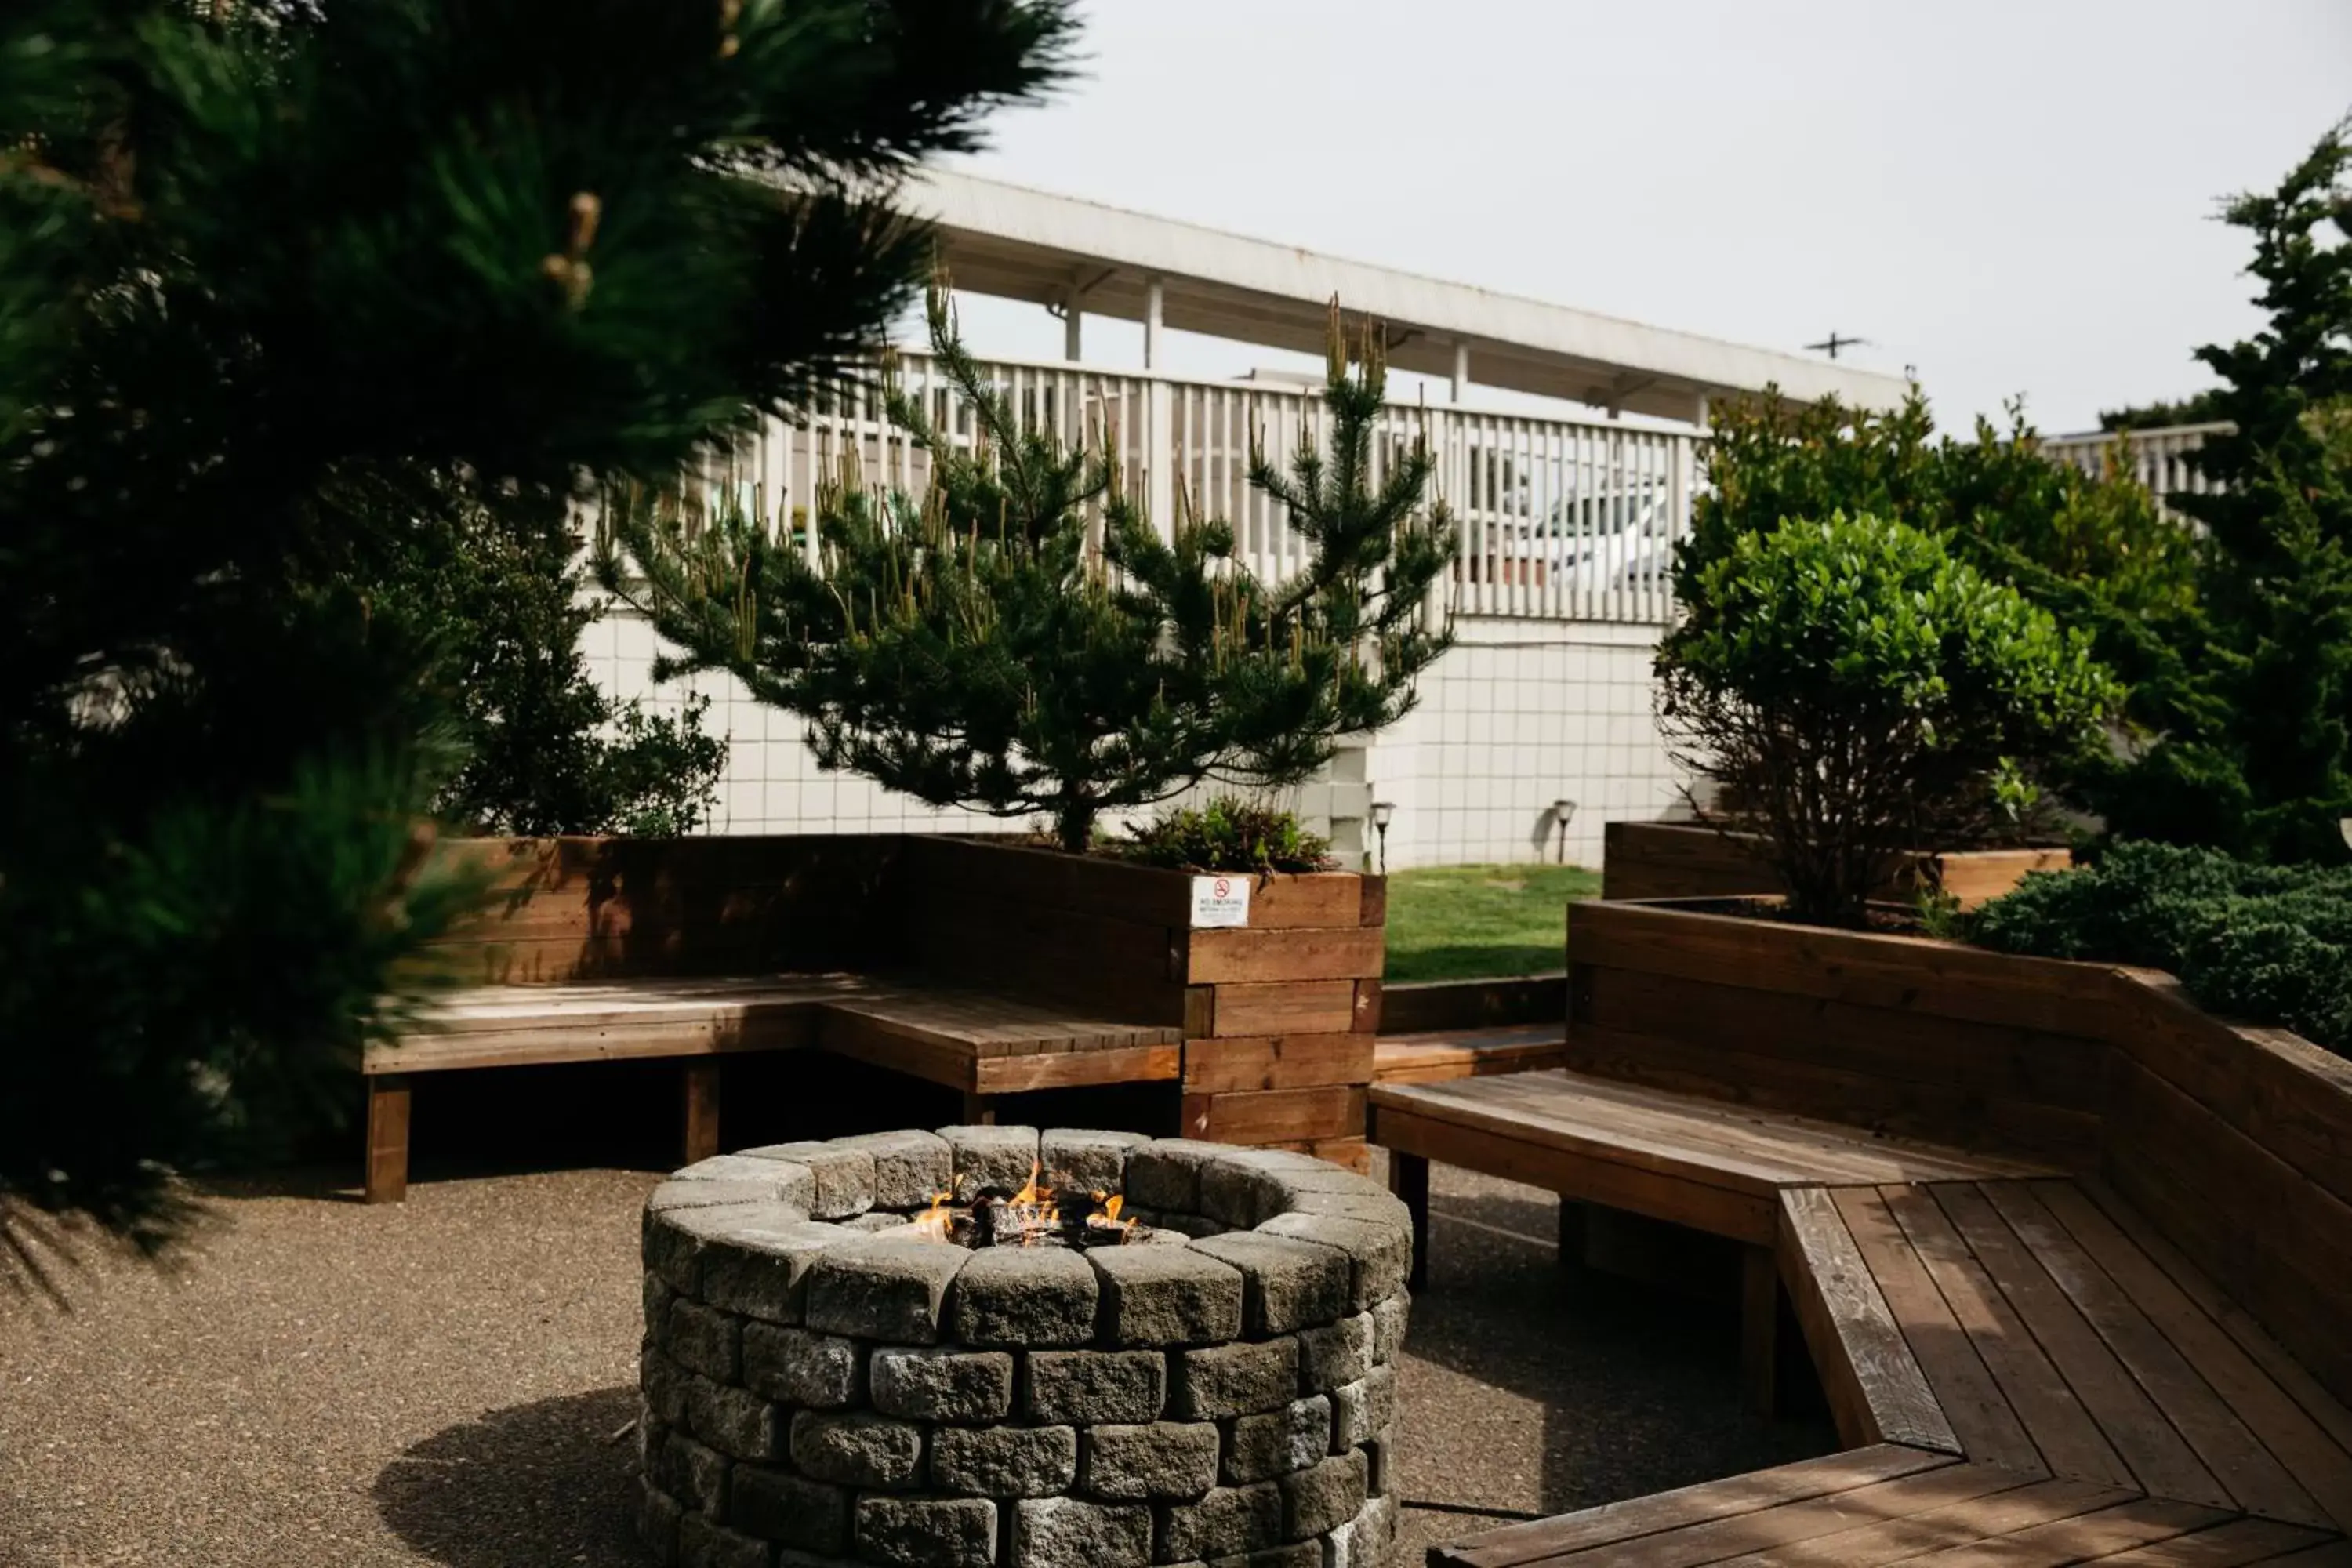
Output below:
[637,1127,1410,1568]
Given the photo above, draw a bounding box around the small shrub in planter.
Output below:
[1970,840,2352,1056]
[1656,512,2118,927]
[1117,797,1335,874]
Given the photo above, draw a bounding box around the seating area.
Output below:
[1371,1065,2352,1565]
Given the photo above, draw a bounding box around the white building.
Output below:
[590,171,1907,869]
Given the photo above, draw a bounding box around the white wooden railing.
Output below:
[691,357,2230,626]
[691,350,1695,626]
[2042,422,2227,522]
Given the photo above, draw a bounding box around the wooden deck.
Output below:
[1375,1071,2352,1568]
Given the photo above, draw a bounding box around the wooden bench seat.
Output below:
[1377,1071,2352,1568]
[361,975,1180,1203]
[1374,1022,1567,1085]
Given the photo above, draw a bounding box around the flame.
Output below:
[911,1188,954,1241]
[1005,1159,1058,1246]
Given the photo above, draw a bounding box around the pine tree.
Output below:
[2090,118,2352,859]
[0,0,1073,1287]
[600,289,1456,851]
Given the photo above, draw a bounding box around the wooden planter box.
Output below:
[422,833,905,982]
[897,837,1385,1166]
[1601,819,2070,909]
[1569,895,2352,1410]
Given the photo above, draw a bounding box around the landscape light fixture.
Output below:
[1370,800,1396,875]
[2342,818,2352,852]
[1552,797,1577,864]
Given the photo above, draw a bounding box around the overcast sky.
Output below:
[938,0,2351,435]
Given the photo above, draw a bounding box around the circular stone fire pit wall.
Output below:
[637,1127,1410,1568]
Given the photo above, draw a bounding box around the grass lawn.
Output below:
[1382,862,1601,983]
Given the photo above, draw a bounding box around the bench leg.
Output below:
[1387,1150,1430,1291]
[960,1091,997,1127]
[1557,1197,1585,1265]
[681,1062,722,1164]
[1741,1243,1778,1418]
[365,1075,412,1205]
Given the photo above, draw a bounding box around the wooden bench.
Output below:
[1370,1070,2352,1566]
[365,977,1180,1203]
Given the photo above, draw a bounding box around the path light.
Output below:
[2341,818,2352,853]
[1553,797,1578,865]
[1370,799,1396,875]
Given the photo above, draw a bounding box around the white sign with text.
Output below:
[1189,874,1251,929]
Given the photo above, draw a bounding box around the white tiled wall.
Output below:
[585,609,1686,868]
[1359,617,1682,870]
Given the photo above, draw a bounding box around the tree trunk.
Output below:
[1054,800,1095,853]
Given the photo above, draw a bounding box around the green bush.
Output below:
[1657,513,2118,927]
[1119,797,1334,875]
[1970,841,2352,1055]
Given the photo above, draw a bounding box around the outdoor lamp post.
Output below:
[1552,798,1577,865]
[1370,800,1396,875]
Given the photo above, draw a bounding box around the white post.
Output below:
[1450,340,1470,405]
[1145,276,1172,535]
[1063,285,1083,363]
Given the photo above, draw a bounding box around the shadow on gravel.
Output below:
[1396,1172,1836,1528]
[376,1386,654,1568]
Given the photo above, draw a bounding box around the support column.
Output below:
[1450,340,1470,405]
[365,1074,412,1204]
[1144,275,1172,534]
[1388,1149,1431,1290]
[1741,1243,1780,1418]
[681,1061,722,1165]
[1063,285,1083,363]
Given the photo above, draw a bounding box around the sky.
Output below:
[936,0,2352,436]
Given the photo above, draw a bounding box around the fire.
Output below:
[901,1161,1142,1247]
[1003,1159,1059,1245]
[911,1189,955,1241]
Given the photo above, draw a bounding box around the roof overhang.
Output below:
[891,169,1910,425]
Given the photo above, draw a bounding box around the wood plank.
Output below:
[1889,1497,2234,1568]
[1565,1017,2102,1172]
[975,1044,1181,1094]
[2103,1056,2352,1410]
[1354,978,1384,1036]
[1192,1085,1367,1146]
[1600,822,2067,911]
[1703,1477,2142,1568]
[1209,980,1360,1038]
[365,1076,411,1205]
[1473,1465,2045,1568]
[1370,1076,1815,1195]
[1185,926,1385,985]
[2074,1519,2337,1568]
[2038,1181,2352,1531]
[372,1011,820,1073]
[1579,962,2107,1123]
[1777,1186,1958,1454]
[900,886,1186,1023]
[816,1017,978,1091]
[1828,1186,2044,1475]
[1374,1024,1566,1085]
[1932,1183,2227,1509]
[1976,1182,2328,1529]
[2247,1545,2352,1568]
[2107,968,2352,1202]
[1879,1184,2134,1489]
[1432,1446,1962,1568]
[1356,875,1387,930]
[1370,1105,1777,1244]
[1568,901,2115,1040]
[1184,1033,1375,1094]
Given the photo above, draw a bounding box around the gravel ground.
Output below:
[0,1158,1832,1568]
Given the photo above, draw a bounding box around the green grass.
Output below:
[1382,863,1602,983]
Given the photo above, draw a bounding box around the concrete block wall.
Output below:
[587,609,1685,869]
